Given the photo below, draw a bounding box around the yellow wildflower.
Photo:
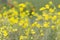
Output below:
[42,13,46,16]
[58,4,60,8]
[20,8,24,12]
[23,23,28,28]
[36,24,41,28]
[19,18,29,27]
[3,6,6,9]
[49,8,55,13]
[43,22,49,28]
[31,29,36,34]
[19,19,24,26]
[31,23,35,27]
[9,17,18,24]
[20,12,27,18]
[3,11,8,17]
[34,13,39,17]
[52,15,57,21]
[36,15,42,21]
[57,12,60,15]
[30,16,33,18]
[56,20,60,25]
[39,7,46,11]
[32,22,38,26]
[0,14,2,18]
[12,29,17,32]
[3,30,8,37]
[25,10,30,15]
[13,1,18,5]
[19,35,24,40]
[40,30,43,32]
[45,4,50,9]
[31,37,33,39]
[25,28,30,35]
[43,14,49,20]
[12,10,18,16]
[49,1,53,5]
[19,3,26,8]
[40,32,44,36]
[51,25,55,30]
[31,12,36,16]
[42,13,50,20]
[19,35,27,40]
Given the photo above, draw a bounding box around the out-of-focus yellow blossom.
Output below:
[34,22,38,25]
[23,22,28,28]
[25,10,30,15]
[40,30,43,32]
[19,18,29,27]
[3,6,6,9]
[45,4,50,9]
[49,1,53,5]
[42,13,46,16]
[12,29,17,32]
[36,15,42,21]
[0,1,60,40]
[49,15,52,19]
[19,19,24,26]
[20,12,27,18]
[3,11,8,17]
[25,2,29,5]
[31,23,35,27]
[57,12,60,15]
[51,25,55,30]
[49,8,55,13]
[25,10,29,13]
[8,8,14,13]
[8,8,18,15]
[25,28,30,35]
[13,1,18,5]
[54,6,56,9]
[0,31,2,34]
[8,8,18,16]
[43,22,49,28]
[52,15,57,21]
[58,4,60,8]
[19,3,26,8]
[19,35,27,40]
[31,29,36,34]
[44,15,49,20]
[12,11,18,16]
[36,24,41,28]
[0,26,6,31]
[20,8,24,12]
[0,14,2,18]
[43,13,49,20]
[31,22,38,27]
[31,37,33,39]
[3,30,8,37]
[31,12,36,16]
[39,7,46,11]
[9,17,18,24]
[40,32,44,36]
[34,13,39,17]
[30,16,33,18]
[25,18,29,22]
[19,35,24,40]
[56,20,60,25]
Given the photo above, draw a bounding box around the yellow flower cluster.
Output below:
[0,1,60,40]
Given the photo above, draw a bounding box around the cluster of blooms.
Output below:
[0,1,60,40]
